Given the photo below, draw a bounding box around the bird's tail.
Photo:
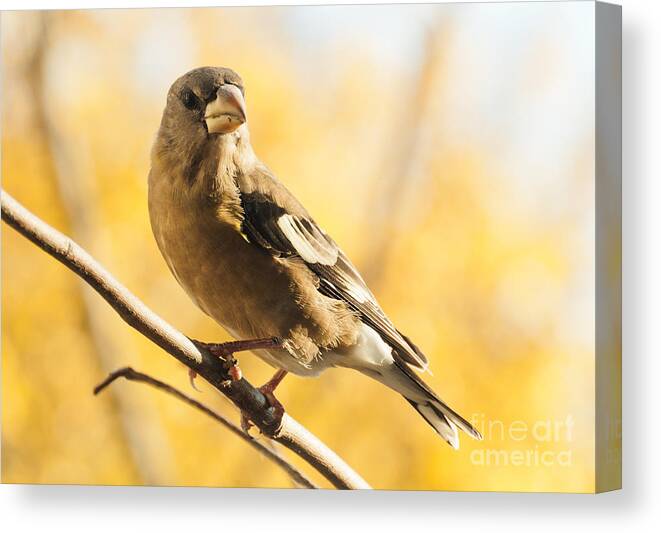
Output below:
[364,360,483,449]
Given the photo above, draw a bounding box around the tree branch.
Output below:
[93,366,317,489]
[1,189,370,490]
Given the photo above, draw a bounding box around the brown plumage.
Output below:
[148,66,482,448]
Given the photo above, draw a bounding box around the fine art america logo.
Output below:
[469,414,575,467]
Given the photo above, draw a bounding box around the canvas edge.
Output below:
[595,0,622,494]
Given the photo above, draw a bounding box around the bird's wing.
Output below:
[236,166,428,371]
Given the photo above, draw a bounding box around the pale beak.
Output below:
[204,84,247,134]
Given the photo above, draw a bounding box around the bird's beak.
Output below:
[204,84,247,134]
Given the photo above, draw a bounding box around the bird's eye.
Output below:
[181,89,199,110]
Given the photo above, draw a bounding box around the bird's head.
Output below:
[153,67,252,184]
[161,66,247,138]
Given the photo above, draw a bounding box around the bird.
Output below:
[148,66,482,448]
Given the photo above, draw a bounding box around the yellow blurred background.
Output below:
[2,4,599,491]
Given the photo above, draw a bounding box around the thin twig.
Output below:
[1,189,370,489]
[94,367,317,489]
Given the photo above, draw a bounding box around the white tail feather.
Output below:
[413,402,460,449]
[337,324,482,448]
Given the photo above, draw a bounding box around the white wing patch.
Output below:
[276,214,338,265]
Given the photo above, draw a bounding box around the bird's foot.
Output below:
[241,369,288,435]
[191,337,286,433]
[192,336,283,381]
[187,358,242,391]
[257,368,288,419]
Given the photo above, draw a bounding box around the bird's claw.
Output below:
[188,368,201,392]
[241,413,254,433]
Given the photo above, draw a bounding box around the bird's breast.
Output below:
[148,176,310,342]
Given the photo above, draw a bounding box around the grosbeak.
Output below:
[148,67,481,448]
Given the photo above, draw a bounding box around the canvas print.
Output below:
[1,1,621,492]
